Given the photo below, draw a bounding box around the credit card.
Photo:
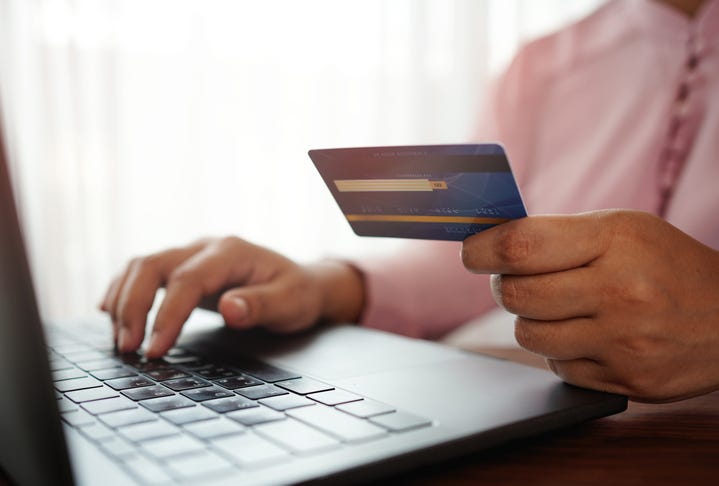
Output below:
[309,144,526,241]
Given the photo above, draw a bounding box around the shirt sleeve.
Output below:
[356,240,495,339]
[353,42,544,339]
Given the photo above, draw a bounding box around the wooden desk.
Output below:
[396,347,719,485]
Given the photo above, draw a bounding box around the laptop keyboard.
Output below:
[47,327,433,485]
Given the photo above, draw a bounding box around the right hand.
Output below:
[100,236,365,358]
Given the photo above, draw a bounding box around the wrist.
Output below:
[307,259,366,324]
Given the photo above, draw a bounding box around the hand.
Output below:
[100,236,365,358]
[461,209,719,403]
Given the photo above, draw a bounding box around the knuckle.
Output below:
[603,209,654,244]
[606,274,660,308]
[217,235,244,250]
[167,266,197,287]
[129,253,162,275]
[620,334,654,358]
[494,226,532,267]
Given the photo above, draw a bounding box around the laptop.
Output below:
[0,116,627,485]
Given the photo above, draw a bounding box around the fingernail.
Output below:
[232,296,248,317]
[229,296,250,327]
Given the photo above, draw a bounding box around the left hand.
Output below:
[461,209,719,403]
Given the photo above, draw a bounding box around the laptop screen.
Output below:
[0,113,75,485]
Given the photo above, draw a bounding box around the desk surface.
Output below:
[397,347,719,485]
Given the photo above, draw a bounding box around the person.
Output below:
[101,0,719,404]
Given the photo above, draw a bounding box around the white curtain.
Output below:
[0,0,602,321]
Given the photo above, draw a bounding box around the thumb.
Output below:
[218,289,250,328]
[218,284,282,330]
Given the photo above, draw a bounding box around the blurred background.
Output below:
[0,0,602,321]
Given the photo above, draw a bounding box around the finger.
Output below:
[146,246,243,358]
[116,247,202,353]
[115,258,164,353]
[102,271,133,344]
[462,211,611,275]
[218,282,314,334]
[514,316,601,361]
[100,275,121,341]
[491,267,599,320]
[100,275,120,313]
[547,358,625,396]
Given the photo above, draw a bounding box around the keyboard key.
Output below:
[203,396,258,414]
[308,389,362,406]
[105,376,155,391]
[48,358,73,371]
[235,384,288,400]
[56,397,79,413]
[91,367,137,381]
[65,387,119,403]
[259,394,315,412]
[336,399,395,418]
[287,406,387,443]
[275,378,333,395]
[80,422,115,442]
[162,355,201,365]
[54,377,102,392]
[61,410,96,427]
[166,347,192,357]
[100,437,137,460]
[52,368,87,381]
[51,342,88,355]
[181,386,234,402]
[165,450,235,481]
[122,385,174,401]
[76,358,121,371]
[226,406,285,426]
[235,362,301,383]
[116,352,144,366]
[128,360,171,373]
[119,420,180,443]
[144,368,189,381]
[161,406,217,426]
[140,434,205,460]
[123,456,173,485]
[369,411,432,432]
[255,418,340,455]
[82,396,137,415]
[214,375,263,390]
[99,408,156,429]
[213,432,289,467]
[177,359,209,370]
[64,350,107,362]
[163,377,211,391]
[140,395,195,413]
[183,417,244,440]
[193,366,236,380]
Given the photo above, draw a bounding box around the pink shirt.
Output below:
[357,0,719,339]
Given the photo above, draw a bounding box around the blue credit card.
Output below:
[309,144,527,241]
